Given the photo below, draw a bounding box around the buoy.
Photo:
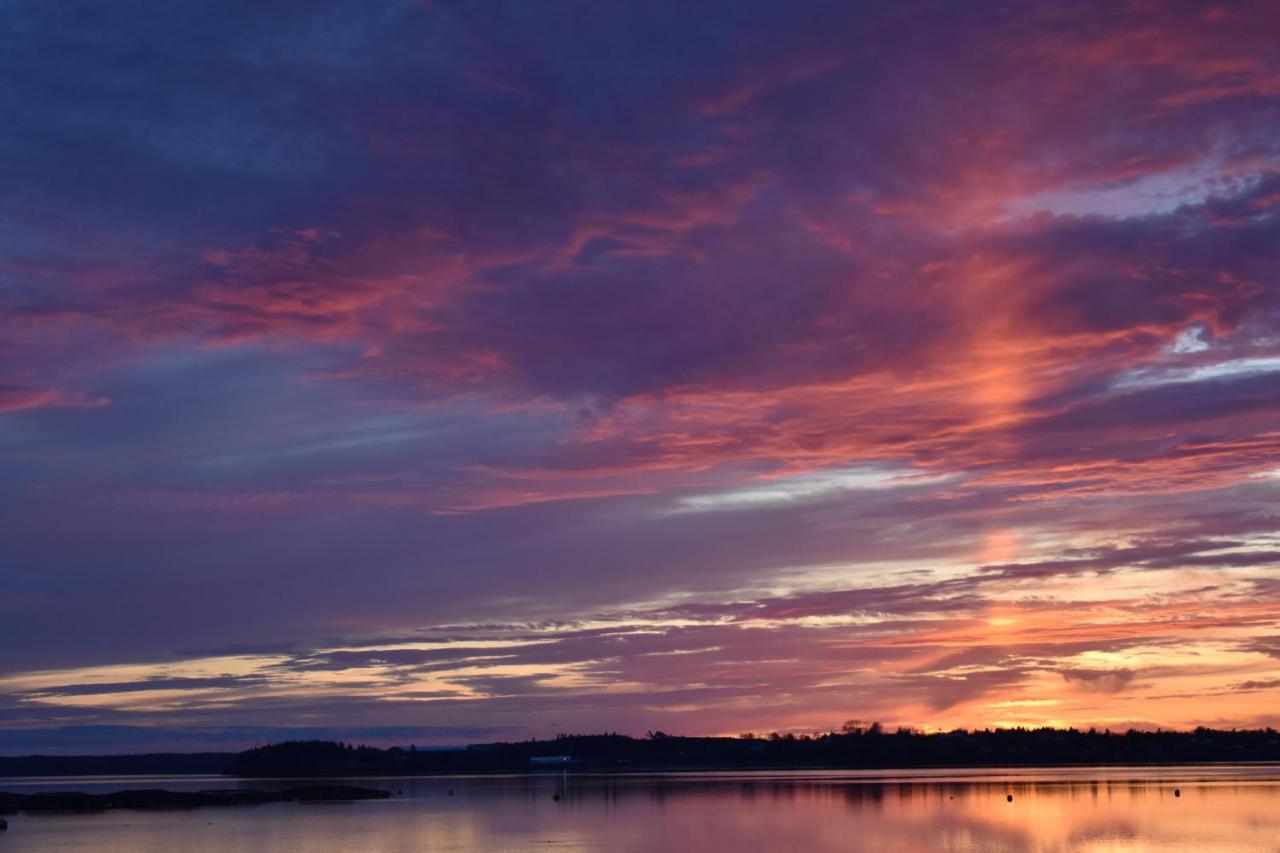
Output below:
[447,790,454,796]
[1007,794,1014,802]
[552,793,562,802]
[1174,788,1181,797]
[0,817,8,830]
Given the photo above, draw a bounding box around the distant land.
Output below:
[3,727,1279,778]
[0,785,390,815]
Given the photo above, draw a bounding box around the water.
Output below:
[2,766,1278,852]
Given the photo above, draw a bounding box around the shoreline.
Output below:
[0,785,391,816]
[4,759,1280,782]
[10,759,1280,781]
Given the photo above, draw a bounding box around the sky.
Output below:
[2,0,1279,754]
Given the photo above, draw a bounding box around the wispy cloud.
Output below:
[2,0,1279,750]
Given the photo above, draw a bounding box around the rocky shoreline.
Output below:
[0,785,391,815]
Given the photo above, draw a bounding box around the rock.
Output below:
[280,786,392,803]
[21,792,106,812]
[0,785,390,814]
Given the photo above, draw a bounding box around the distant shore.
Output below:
[0,785,390,817]
[3,727,1278,779]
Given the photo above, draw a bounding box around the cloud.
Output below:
[3,537,1277,748]
[2,0,1280,749]
[1059,669,1137,695]
[0,387,109,415]
[1234,679,1280,692]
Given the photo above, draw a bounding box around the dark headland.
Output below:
[4,726,1278,780]
[0,786,390,816]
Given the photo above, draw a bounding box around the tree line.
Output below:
[223,725,1280,776]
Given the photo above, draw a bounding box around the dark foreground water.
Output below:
[2,765,1278,852]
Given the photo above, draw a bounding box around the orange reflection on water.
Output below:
[2,767,1278,852]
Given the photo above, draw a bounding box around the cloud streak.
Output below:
[1,0,1278,749]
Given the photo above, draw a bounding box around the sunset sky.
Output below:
[3,0,1280,753]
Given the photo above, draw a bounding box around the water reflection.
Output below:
[1,766,1277,852]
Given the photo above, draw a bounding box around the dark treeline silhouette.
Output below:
[225,725,1280,777]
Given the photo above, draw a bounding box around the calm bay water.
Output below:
[2,766,1278,852]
